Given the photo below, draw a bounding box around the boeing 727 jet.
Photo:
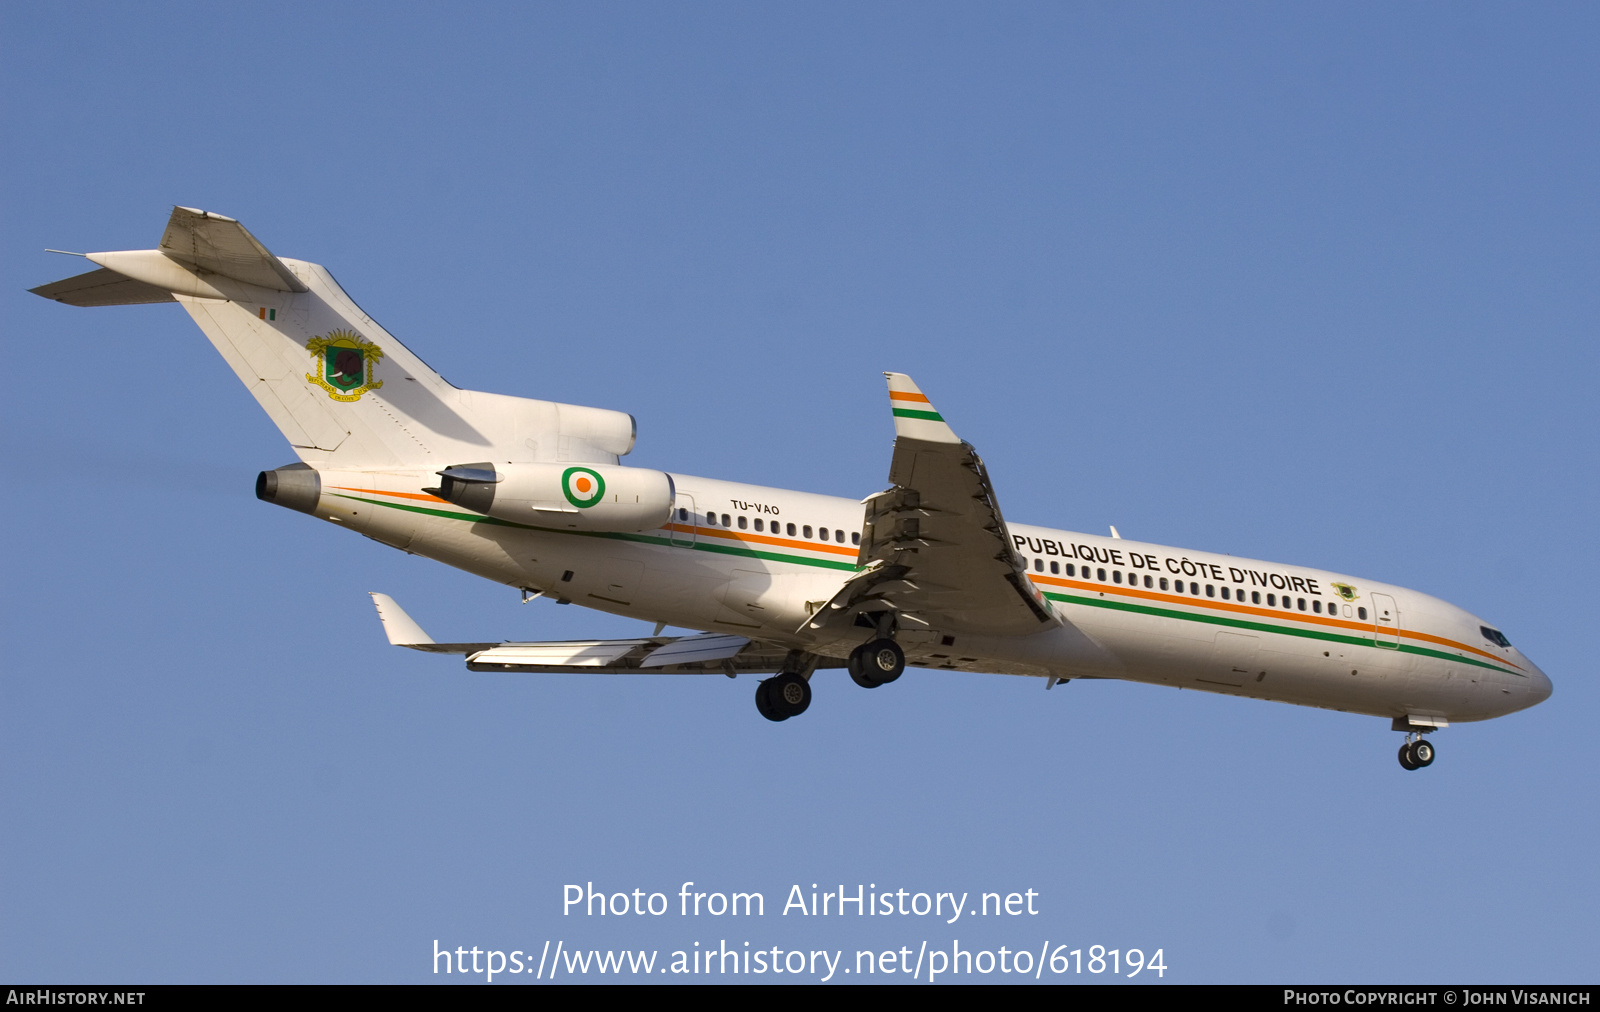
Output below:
[31,207,1552,769]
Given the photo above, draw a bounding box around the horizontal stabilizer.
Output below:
[159,206,308,292]
[29,267,175,307]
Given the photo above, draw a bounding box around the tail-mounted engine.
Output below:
[428,462,674,533]
[256,463,321,514]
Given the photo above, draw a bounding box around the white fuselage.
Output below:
[321,468,1551,726]
[33,210,1552,746]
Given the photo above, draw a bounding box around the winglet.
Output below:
[884,373,960,444]
[370,592,435,647]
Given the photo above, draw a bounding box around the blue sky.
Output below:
[3,2,1596,983]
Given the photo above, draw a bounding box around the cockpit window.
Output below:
[1481,626,1511,648]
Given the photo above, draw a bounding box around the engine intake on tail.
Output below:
[429,462,674,533]
[256,463,321,514]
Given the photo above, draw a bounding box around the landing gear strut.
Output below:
[755,671,811,722]
[848,638,905,688]
[1397,733,1436,770]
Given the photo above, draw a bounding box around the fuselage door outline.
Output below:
[1372,592,1400,649]
[670,492,697,547]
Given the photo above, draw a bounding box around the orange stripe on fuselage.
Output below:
[1029,573,1520,670]
[666,522,860,557]
[332,486,449,504]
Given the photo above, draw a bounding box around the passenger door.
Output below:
[669,492,697,547]
[1371,593,1400,648]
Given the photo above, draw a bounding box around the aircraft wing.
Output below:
[804,374,1058,638]
[370,593,831,675]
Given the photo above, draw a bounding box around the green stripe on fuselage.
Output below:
[331,495,1512,673]
[331,493,858,572]
[1043,590,1520,676]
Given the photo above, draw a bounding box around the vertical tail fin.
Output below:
[30,207,637,470]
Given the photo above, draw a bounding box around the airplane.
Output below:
[30,206,1552,770]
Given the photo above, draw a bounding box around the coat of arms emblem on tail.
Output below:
[306,329,384,401]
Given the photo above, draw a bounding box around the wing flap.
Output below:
[465,638,816,675]
[639,634,751,667]
[470,640,651,667]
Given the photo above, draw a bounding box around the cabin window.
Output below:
[1267,594,1276,607]
[1034,558,1044,572]
[1312,599,1322,613]
[852,532,860,545]
[737,516,748,529]
[753,518,763,532]
[1066,563,1076,577]
[1050,561,1059,574]
[786,523,796,536]
[1143,575,1152,588]
[835,530,844,543]
[1297,598,1306,611]
[1220,587,1230,600]
[717,513,728,526]
[803,525,813,539]
[1097,568,1106,581]
[1358,606,1368,620]
[1205,584,1215,597]
[677,508,688,522]
[1159,577,1169,591]
[1252,591,1261,604]
[1112,570,1122,583]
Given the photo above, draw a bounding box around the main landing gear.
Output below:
[755,671,812,722]
[754,637,907,723]
[847,638,905,689]
[1397,734,1436,770]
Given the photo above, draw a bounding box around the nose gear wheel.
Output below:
[1397,734,1436,770]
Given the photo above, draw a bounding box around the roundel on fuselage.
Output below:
[562,466,606,508]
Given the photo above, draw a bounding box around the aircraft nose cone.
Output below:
[1529,664,1553,705]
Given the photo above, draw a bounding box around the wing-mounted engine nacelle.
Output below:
[428,462,675,532]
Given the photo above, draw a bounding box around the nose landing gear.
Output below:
[1397,734,1436,770]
